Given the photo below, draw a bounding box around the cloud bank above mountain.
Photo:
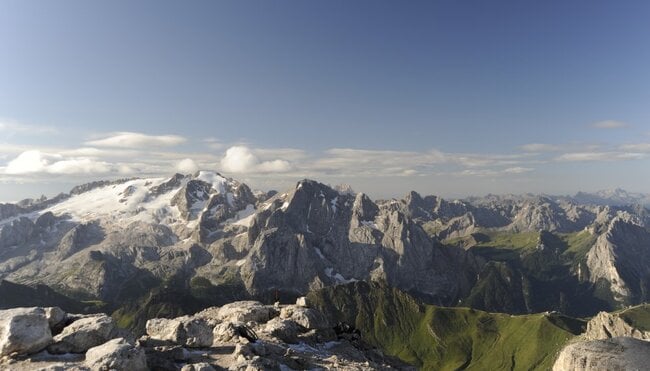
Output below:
[1,121,650,202]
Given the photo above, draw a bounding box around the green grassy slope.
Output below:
[618,303,650,332]
[111,274,250,334]
[446,230,609,316]
[308,281,585,370]
[0,279,106,313]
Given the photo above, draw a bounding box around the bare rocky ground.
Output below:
[0,298,413,370]
[552,307,650,371]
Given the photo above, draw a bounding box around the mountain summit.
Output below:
[1,171,649,329]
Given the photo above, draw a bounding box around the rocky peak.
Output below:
[553,337,650,371]
[171,179,214,220]
[351,193,378,222]
[584,310,650,341]
[150,173,189,197]
[586,216,650,304]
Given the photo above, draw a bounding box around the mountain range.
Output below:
[1,171,649,369]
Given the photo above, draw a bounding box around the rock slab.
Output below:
[0,307,52,357]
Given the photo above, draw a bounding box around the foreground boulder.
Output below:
[0,307,52,357]
[48,314,118,353]
[142,301,411,370]
[145,318,183,343]
[181,362,216,371]
[212,301,278,323]
[1,302,410,370]
[553,337,650,371]
[146,317,214,348]
[44,307,66,330]
[85,337,147,371]
[280,305,330,330]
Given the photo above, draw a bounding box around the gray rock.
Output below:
[182,318,214,348]
[585,311,650,341]
[0,307,52,356]
[85,337,147,371]
[295,297,308,307]
[586,217,650,304]
[146,318,184,343]
[45,307,67,329]
[280,306,329,330]
[212,321,239,344]
[145,317,214,348]
[181,362,216,371]
[263,318,300,344]
[48,314,117,354]
[553,337,650,371]
[0,217,35,248]
[215,301,278,324]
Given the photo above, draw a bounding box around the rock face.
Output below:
[85,337,147,371]
[139,300,411,370]
[553,337,650,371]
[280,305,330,330]
[2,171,650,325]
[586,216,650,305]
[48,314,118,353]
[44,306,66,330]
[585,310,650,341]
[0,307,52,357]
[212,301,278,323]
[234,180,475,304]
[0,302,407,370]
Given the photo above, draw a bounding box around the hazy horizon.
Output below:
[2,1,650,201]
[2,170,648,205]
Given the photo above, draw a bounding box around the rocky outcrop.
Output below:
[210,300,278,323]
[85,337,147,371]
[279,304,330,330]
[48,314,118,353]
[586,216,650,304]
[585,310,650,341]
[553,337,650,371]
[0,307,144,370]
[2,171,649,326]
[146,317,214,348]
[236,179,475,304]
[138,300,411,370]
[0,217,35,248]
[4,301,413,369]
[0,307,52,357]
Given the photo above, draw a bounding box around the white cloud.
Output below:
[591,120,628,129]
[0,119,58,135]
[311,148,446,175]
[47,158,111,174]
[203,137,224,150]
[221,146,259,173]
[256,159,292,172]
[220,146,292,174]
[456,167,533,177]
[176,158,199,174]
[452,153,527,168]
[619,143,650,152]
[85,132,187,148]
[3,150,111,175]
[5,150,51,174]
[519,143,561,152]
[503,167,533,174]
[555,151,645,162]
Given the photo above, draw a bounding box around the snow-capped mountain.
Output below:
[1,171,649,329]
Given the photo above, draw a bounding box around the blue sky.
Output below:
[1,0,649,201]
